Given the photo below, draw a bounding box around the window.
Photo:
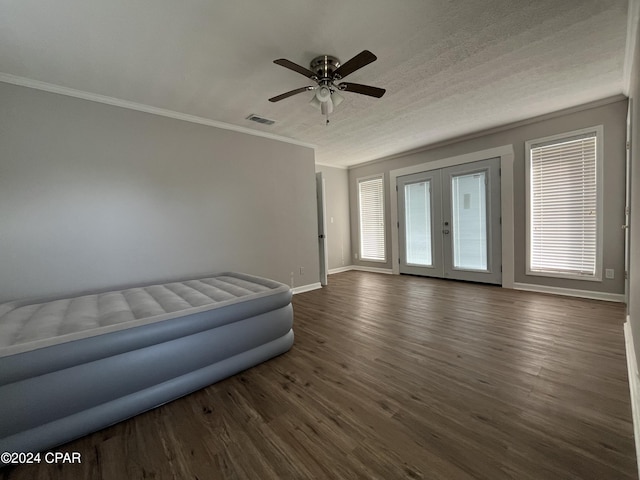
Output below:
[358,175,386,262]
[525,126,603,280]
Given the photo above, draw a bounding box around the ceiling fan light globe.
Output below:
[315,86,331,103]
[332,91,345,107]
[309,95,322,110]
[321,97,334,115]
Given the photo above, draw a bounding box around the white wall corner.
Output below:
[624,319,640,480]
[623,0,640,96]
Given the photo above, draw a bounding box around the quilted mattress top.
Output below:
[0,272,290,357]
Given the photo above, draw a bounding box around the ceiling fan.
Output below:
[269,50,386,124]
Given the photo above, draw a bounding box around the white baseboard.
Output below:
[326,266,395,275]
[624,319,640,479]
[350,266,394,275]
[328,266,353,275]
[513,282,625,303]
[291,282,322,295]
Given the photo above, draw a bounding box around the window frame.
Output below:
[357,174,387,263]
[525,125,604,281]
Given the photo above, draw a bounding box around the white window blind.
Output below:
[358,176,386,261]
[529,133,598,277]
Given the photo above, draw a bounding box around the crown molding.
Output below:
[0,73,316,150]
[315,162,348,170]
[348,94,627,170]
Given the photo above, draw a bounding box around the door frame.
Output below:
[389,144,515,288]
[397,158,502,284]
[625,98,633,307]
[316,172,328,286]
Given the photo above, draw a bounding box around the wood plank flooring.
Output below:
[3,271,637,479]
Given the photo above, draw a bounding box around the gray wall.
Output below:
[0,82,319,302]
[349,99,628,294]
[315,165,351,271]
[629,22,640,367]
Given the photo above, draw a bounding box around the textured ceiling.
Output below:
[0,0,630,167]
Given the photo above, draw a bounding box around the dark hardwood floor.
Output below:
[3,271,637,479]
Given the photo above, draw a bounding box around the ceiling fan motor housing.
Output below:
[310,55,341,82]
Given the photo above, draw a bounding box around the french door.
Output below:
[398,158,502,284]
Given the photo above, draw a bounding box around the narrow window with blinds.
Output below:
[525,127,602,280]
[358,175,386,262]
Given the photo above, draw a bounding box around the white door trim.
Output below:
[389,144,515,288]
[316,172,329,286]
[625,100,633,306]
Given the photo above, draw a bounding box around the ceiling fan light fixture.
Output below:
[270,50,384,124]
[321,97,333,115]
[316,85,331,102]
[309,95,321,109]
[332,91,345,107]
[315,85,331,102]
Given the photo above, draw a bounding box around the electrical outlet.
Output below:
[299,267,304,275]
[354,253,358,260]
[605,269,614,279]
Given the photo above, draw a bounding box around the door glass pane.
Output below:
[405,181,432,266]
[451,172,487,270]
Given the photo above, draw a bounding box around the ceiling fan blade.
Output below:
[340,82,386,98]
[333,50,377,79]
[268,86,313,102]
[273,59,317,79]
